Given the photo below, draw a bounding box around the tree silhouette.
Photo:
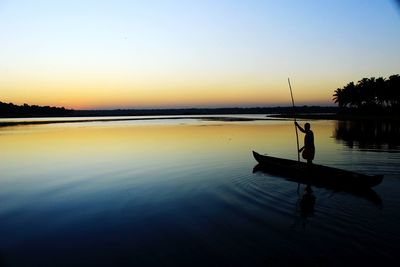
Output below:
[333,88,345,108]
[387,75,400,108]
[375,77,387,107]
[333,75,400,114]
[0,101,73,117]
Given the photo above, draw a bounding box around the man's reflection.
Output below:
[299,184,316,218]
[292,184,316,229]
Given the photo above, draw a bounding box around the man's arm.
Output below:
[295,121,306,133]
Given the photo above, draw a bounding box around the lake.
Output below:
[0,116,399,266]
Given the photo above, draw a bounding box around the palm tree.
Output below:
[357,78,372,107]
[387,75,400,107]
[375,77,387,107]
[343,82,358,108]
[333,88,345,108]
[333,74,399,112]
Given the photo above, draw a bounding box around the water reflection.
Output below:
[298,185,316,218]
[253,164,382,206]
[0,119,397,266]
[334,120,400,151]
[291,184,316,229]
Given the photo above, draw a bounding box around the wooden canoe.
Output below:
[252,151,383,188]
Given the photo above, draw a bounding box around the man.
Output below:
[295,121,315,164]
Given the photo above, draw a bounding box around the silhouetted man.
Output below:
[295,121,315,164]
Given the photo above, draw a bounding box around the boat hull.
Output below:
[252,151,383,188]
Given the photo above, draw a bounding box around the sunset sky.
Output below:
[1,0,399,109]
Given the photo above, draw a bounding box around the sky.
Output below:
[0,0,399,109]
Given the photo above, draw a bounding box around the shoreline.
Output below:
[1,113,398,127]
[268,113,400,121]
[0,115,274,127]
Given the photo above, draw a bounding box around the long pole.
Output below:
[288,78,300,162]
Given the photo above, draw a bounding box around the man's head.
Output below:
[305,123,311,131]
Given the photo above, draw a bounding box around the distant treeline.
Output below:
[0,102,73,117]
[73,106,338,117]
[333,75,400,114]
[0,101,337,118]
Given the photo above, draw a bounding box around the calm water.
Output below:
[0,116,399,266]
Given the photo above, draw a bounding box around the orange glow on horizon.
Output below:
[1,75,335,109]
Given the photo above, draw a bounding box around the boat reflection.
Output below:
[334,120,400,151]
[253,164,382,206]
